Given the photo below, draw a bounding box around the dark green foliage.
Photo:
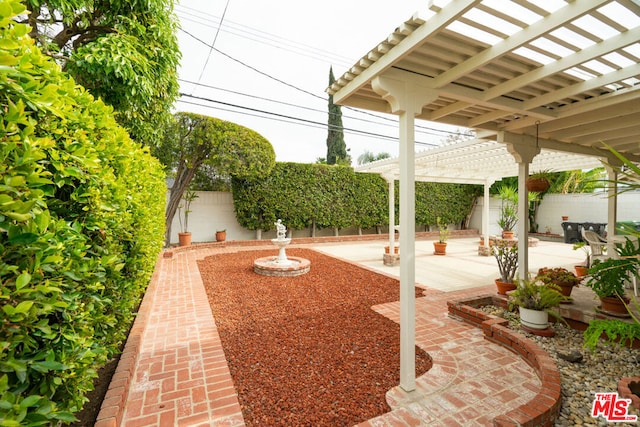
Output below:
[326,67,348,165]
[0,2,165,423]
[25,0,182,144]
[155,112,275,244]
[232,163,479,233]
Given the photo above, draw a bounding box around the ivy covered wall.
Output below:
[232,163,481,233]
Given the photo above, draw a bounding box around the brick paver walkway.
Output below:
[108,243,542,426]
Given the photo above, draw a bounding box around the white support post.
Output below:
[387,176,395,251]
[398,109,416,391]
[372,74,437,392]
[517,162,529,279]
[503,137,540,281]
[483,180,491,248]
[605,164,618,253]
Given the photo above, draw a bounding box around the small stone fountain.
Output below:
[254,219,310,276]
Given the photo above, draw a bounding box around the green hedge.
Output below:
[0,1,165,424]
[232,162,480,232]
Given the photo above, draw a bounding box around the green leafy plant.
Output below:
[583,318,640,351]
[497,184,518,232]
[0,1,165,422]
[437,217,449,243]
[178,189,198,233]
[492,241,518,283]
[585,239,640,298]
[508,278,567,312]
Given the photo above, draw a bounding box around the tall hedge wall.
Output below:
[232,162,480,232]
[0,1,165,424]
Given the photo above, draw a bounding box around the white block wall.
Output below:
[171,190,640,244]
[468,191,640,237]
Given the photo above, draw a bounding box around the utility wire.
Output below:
[179,78,466,139]
[196,0,231,84]
[178,93,439,147]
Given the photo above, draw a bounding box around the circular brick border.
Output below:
[254,256,311,276]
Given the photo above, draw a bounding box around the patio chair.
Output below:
[582,229,608,262]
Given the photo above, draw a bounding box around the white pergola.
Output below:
[355,138,604,254]
[327,0,640,391]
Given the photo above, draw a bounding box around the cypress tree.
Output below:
[326,67,348,165]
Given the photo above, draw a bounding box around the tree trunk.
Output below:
[256,229,262,240]
[311,220,316,237]
[164,162,198,246]
[333,227,339,237]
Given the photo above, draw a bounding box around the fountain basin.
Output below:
[254,256,311,277]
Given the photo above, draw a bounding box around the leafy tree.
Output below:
[21,0,181,143]
[326,66,349,165]
[357,150,391,165]
[155,113,275,244]
[1,0,165,420]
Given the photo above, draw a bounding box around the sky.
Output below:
[174,0,467,165]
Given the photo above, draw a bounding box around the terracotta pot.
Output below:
[600,295,631,317]
[215,231,226,242]
[555,281,577,298]
[433,242,447,255]
[562,216,569,221]
[519,306,549,330]
[574,265,588,277]
[502,230,515,239]
[178,232,192,246]
[384,245,399,254]
[526,177,550,192]
[495,279,517,295]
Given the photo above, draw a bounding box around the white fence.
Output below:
[169,190,640,244]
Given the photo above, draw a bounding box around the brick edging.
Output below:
[94,258,162,427]
[162,229,480,256]
[447,296,561,427]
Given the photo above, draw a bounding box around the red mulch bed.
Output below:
[198,248,432,426]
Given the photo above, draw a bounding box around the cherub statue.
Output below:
[275,219,287,240]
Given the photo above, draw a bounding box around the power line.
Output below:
[178,92,439,147]
[179,78,466,139]
[196,0,231,84]
[175,4,354,67]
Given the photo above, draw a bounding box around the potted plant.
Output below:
[572,241,591,277]
[535,267,580,299]
[585,238,640,316]
[526,170,552,192]
[508,278,566,330]
[497,185,518,239]
[215,229,226,242]
[177,189,198,246]
[433,217,449,255]
[492,240,518,295]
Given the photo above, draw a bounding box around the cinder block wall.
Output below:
[170,191,640,244]
[468,192,639,237]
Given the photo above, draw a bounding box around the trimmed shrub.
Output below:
[0,1,165,424]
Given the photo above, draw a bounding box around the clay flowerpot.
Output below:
[600,295,631,317]
[384,245,399,254]
[178,232,192,246]
[526,177,550,192]
[574,265,588,278]
[502,230,515,239]
[433,242,447,255]
[495,279,517,296]
[215,230,226,242]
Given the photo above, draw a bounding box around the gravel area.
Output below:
[481,306,640,426]
[198,248,432,426]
